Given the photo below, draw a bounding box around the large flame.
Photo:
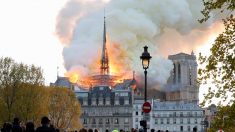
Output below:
[65,36,132,88]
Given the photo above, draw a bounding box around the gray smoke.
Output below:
[56,0,219,88]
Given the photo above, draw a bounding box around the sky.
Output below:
[0,0,225,104]
[0,0,68,84]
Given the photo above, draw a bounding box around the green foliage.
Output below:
[208,103,235,131]
[199,0,235,23]
[199,0,235,106]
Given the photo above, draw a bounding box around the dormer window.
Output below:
[92,98,96,106]
[115,98,119,105]
[98,97,103,105]
[124,97,129,105]
[105,98,110,105]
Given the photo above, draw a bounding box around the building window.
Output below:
[83,119,87,124]
[195,118,197,124]
[189,66,192,85]
[115,99,119,105]
[124,118,129,124]
[106,119,110,124]
[135,118,138,122]
[180,126,183,131]
[180,112,183,117]
[92,99,96,105]
[178,63,181,83]
[83,100,87,106]
[173,118,176,124]
[167,118,170,124]
[155,119,158,124]
[105,98,110,105]
[187,118,190,124]
[161,118,163,124]
[124,99,129,105]
[173,63,176,84]
[194,112,197,117]
[99,118,102,124]
[92,118,96,124]
[188,126,191,131]
[173,112,176,117]
[115,118,119,124]
[187,111,190,116]
[180,118,183,124]
[135,124,138,129]
[99,98,103,105]
[136,111,138,115]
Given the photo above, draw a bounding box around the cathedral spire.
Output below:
[100,13,109,75]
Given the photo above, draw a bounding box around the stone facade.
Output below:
[75,86,133,131]
[133,99,204,132]
[166,52,199,103]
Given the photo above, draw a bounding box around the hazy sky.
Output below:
[0,0,224,104]
[0,0,68,85]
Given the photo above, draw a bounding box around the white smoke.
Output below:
[56,0,218,87]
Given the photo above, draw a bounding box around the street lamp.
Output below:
[140,46,152,102]
[140,46,152,132]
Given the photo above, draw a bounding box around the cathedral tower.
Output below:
[166,52,199,103]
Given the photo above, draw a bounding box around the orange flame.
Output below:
[65,36,133,88]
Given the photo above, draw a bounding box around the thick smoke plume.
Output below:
[56,0,221,89]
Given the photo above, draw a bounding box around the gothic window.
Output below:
[189,66,192,85]
[173,63,176,84]
[178,63,181,83]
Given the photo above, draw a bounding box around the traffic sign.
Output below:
[142,102,151,113]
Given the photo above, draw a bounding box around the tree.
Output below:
[47,87,82,131]
[208,104,235,131]
[14,84,48,124]
[0,57,44,122]
[198,0,235,105]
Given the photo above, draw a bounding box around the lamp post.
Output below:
[140,46,152,132]
[140,46,152,102]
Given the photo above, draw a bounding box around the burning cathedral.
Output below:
[51,15,201,131]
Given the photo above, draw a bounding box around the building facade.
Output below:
[150,100,204,132]
[76,86,133,131]
[165,52,199,103]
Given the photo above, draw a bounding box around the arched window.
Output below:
[173,63,176,84]
[189,66,192,85]
[178,63,181,83]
